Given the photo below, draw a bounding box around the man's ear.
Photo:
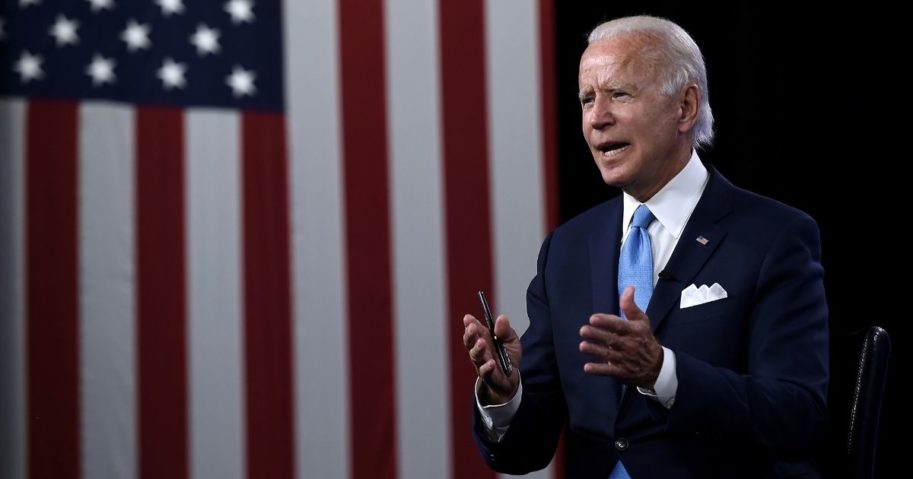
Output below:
[678,84,700,133]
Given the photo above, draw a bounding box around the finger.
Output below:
[620,286,649,323]
[469,337,493,366]
[583,361,621,376]
[478,359,505,386]
[580,322,627,342]
[463,314,481,328]
[579,339,611,358]
[493,315,517,342]
[478,358,496,377]
[588,315,634,338]
[463,321,484,350]
[580,337,632,357]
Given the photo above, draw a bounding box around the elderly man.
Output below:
[462,15,828,478]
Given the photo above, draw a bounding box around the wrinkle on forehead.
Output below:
[579,35,664,93]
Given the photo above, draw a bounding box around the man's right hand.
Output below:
[463,313,522,405]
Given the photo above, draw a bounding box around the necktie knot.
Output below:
[618,204,656,315]
[631,204,655,229]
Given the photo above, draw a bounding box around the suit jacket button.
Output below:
[614,438,629,451]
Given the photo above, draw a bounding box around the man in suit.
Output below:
[462,15,828,478]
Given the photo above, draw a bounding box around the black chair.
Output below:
[826,326,891,479]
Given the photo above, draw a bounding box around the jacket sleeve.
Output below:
[472,232,567,474]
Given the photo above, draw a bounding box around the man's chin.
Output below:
[597,168,631,189]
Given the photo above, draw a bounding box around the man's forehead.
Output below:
[581,40,646,70]
[580,50,644,83]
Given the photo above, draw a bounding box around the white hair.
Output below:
[588,16,715,149]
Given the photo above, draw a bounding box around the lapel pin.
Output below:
[696,235,709,245]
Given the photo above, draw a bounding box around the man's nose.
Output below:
[588,98,615,130]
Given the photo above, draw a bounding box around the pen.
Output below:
[477,290,513,376]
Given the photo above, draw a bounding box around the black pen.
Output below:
[477,290,513,376]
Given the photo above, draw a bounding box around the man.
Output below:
[462,15,828,479]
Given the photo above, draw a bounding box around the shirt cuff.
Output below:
[636,346,677,409]
[475,377,522,442]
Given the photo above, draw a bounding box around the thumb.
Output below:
[494,315,518,342]
[620,286,649,322]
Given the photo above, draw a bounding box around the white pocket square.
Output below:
[680,283,728,309]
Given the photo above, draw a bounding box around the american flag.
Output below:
[0,0,558,478]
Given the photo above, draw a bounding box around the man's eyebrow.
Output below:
[577,84,637,101]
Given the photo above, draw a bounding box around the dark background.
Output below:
[553,2,900,477]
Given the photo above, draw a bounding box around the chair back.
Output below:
[845,326,891,479]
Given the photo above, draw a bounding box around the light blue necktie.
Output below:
[618,204,655,315]
[610,204,655,479]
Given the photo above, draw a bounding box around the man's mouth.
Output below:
[595,142,631,158]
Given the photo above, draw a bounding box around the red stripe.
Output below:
[438,1,497,478]
[538,3,565,478]
[337,0,398,477]
[539,0,559,232]
[242,113,296,479]
[26,100,80,479]
[135,107,188,479]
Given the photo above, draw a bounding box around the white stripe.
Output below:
[185,110,245,479]
[485,1,551,478]
[78,104,138,479]
[485,0,547,341]
[385,0,451,478]
[0,99,26,479]
[284,0,351,477]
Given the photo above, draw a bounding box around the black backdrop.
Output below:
[552,2,900,477]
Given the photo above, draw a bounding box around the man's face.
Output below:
[579,36,691,201]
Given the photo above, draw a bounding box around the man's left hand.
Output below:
[579,286,663,389]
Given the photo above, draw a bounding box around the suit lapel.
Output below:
[645,168,734,333]
[587,199,624,425]
[589,201,623,316]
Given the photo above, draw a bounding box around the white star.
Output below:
[226,66,256,97]
[225,0,254,24]
[87,0,114,11]
[20,0,41,7]
[157,58,187,89]
[14,51,44,83]
[121,20,151,51]
[86,54,116,86]
[189,24,220,56]
[49,15,80,47]
[156,0,185,16]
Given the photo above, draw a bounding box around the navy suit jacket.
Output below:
[473,168,829,478]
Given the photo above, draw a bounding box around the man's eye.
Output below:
[580,97,594,106]
[613,91,631,99]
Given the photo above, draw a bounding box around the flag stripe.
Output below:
[284,0,351,477]
[26,100,81,479]
[241,113,296,479]
[338,1,399,478]
[438,1,498,478]
[485,0,547,341]
[186,110,245,479]
[484,2,550,477]
[537,4,563,477]
[0,99,27,479]
[79,104,138,479]
[537,0,559,233]
[385,0,451,477]
[135,107,189,479]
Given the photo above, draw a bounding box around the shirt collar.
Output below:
[621,150,709,240]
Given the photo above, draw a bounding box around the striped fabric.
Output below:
[0,0,559,478]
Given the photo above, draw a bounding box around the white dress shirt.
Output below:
[477,151,709,441]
